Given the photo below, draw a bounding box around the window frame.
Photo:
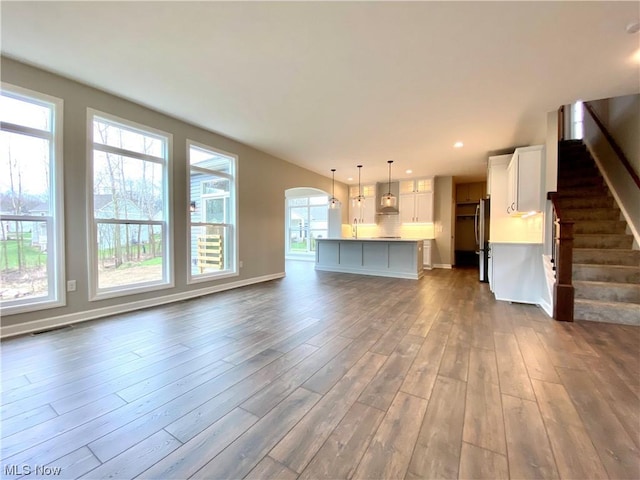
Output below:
[285,194,329,256]
[186,139,238,284]
[86,109,173,300]
[0,83,65,315]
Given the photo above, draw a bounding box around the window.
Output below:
[286,195,328,255]
[188,141,237,282]
[88,111,172,298]
[571,100,584,140]
[0,84,64,314]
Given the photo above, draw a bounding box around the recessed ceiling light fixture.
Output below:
[454,141,464,148]
[626,21,640,34]
[347,177,353,181]
[405,169,413,174]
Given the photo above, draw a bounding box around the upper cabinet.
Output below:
[349,184,376,224]
[456,182,485,204]
[399,178,434,223]
[506,145,544,214]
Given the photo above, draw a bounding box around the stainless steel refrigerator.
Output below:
[475,198,490,282]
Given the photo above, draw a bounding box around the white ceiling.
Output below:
[1,1,638,184]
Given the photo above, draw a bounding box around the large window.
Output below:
[88,111,172,298]
[287,195,328,255]
[188,141,237,282]
[0,84,64,314]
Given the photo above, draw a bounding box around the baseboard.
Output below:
[433,264,452,269]
[539,298,553,318]
[0,272,285,339]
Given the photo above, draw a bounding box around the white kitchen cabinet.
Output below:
[399,178,434,223]
[506,145,544,215]
[490,242,543,304]
[349,184,376,224]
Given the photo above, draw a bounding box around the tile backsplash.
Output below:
[340,215,434,239]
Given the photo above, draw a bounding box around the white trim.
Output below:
[539,298,553,318]
[186,139,239,285]
[0,273,284,339]
[86,109,174,300]
[584,141,640,246]
[93,143,165,164]
[0,121,54,140]
[0,83,66,315]
[433,263,453,269]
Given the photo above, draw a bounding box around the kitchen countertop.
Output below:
[317,237,431,242]
[489,240,543,245]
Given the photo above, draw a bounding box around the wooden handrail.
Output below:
[557,105,565,141]
[583,101,640,190]
[548,192,574,322]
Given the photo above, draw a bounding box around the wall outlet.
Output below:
[239,260,243,268]
[66,280,77,292]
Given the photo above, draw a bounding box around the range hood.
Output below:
[376,181,399,215]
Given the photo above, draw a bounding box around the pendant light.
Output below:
[328,168,341,209]
[352,165,365,207]
[380,160,397,209]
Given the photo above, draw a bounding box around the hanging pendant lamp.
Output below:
[352,165,365,207]
[380,160,397,209]
[328,168,341,209]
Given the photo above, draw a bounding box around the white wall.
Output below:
[433,176,453,267]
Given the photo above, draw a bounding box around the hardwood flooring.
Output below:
[1,261,639,479]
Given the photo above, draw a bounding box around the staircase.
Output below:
[556,140,640,325]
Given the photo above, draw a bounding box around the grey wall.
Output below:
[584,95,640,242]
[433,176,453,267]
[605,94,639,176]
[1,57,348,329]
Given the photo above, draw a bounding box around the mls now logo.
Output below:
[3,464,62,476]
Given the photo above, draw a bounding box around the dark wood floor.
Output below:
[1,261,639,479]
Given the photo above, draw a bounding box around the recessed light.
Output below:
[347,177,353,181]
[454,141,464,148]
[405,169,413,174]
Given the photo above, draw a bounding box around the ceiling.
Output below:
[1,1,638,185]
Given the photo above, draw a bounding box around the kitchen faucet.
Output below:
[352,218,358,239]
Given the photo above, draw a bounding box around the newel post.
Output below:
[553,219,574,322]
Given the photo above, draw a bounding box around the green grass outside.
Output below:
[289,238,317,252]
[0,236,47,271]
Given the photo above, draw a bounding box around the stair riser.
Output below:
[574,301,640,326]
[573,249,640,266]
[575,283,640,304]
[562,209,621,221]
[558,177,603,188]
[558,168,600,179]
[556,197,614,209]
[573,221,627,235]
[573,236,634,249]
[573,265,640,283]
[557,186,609,198]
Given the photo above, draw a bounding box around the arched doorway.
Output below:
[284,187,332,260]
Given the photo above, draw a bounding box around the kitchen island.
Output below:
[315,238,425,279]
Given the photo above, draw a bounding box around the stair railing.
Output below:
[557,105,565,141]
[583,102,640,190]
[548,192,574,322]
